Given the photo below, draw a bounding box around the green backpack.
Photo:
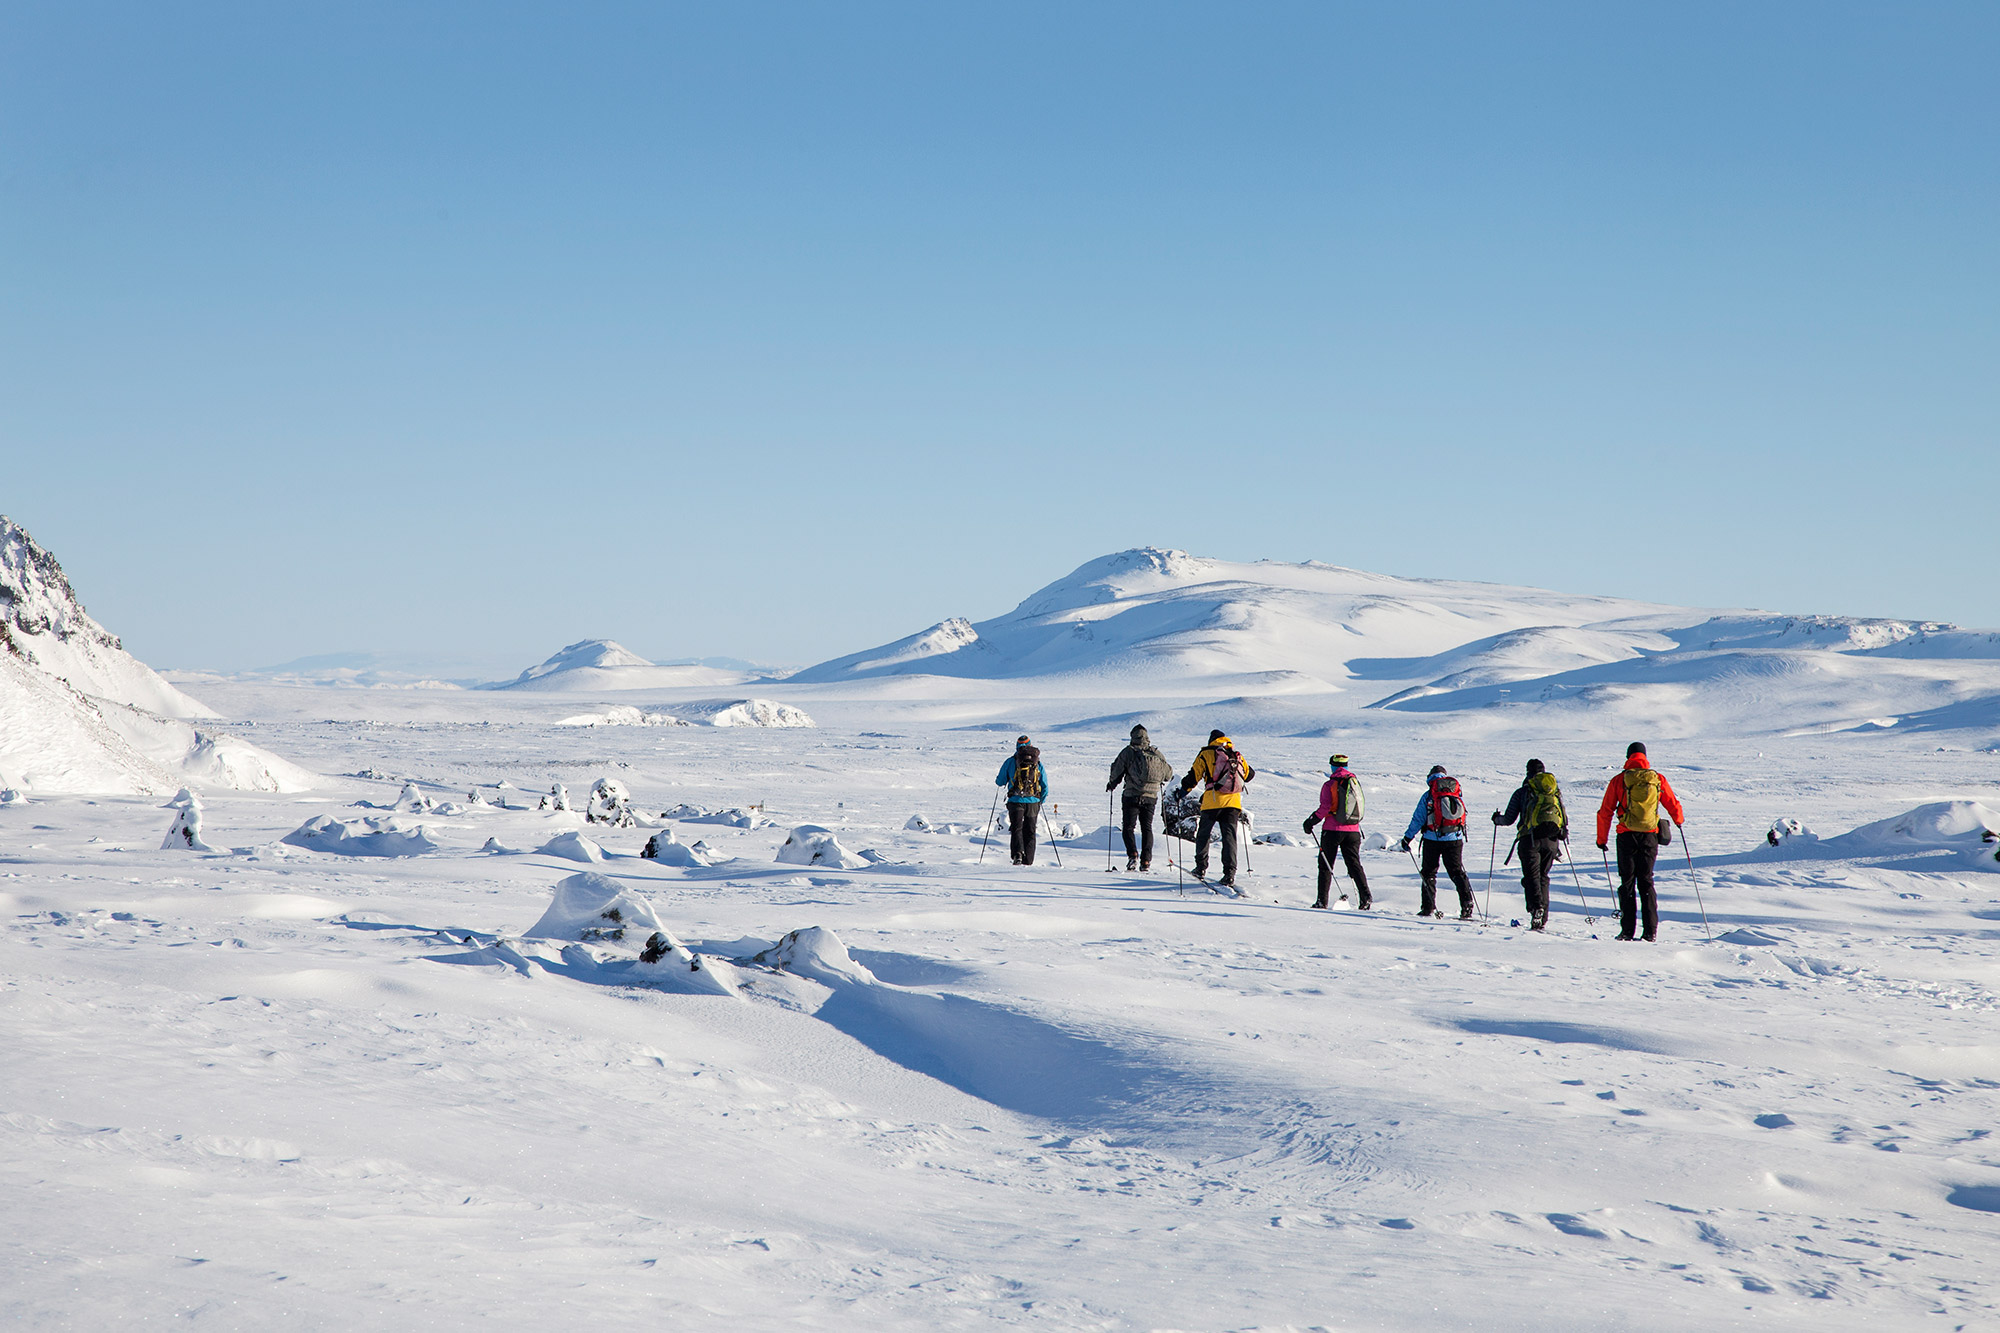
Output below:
[1332,772,1364,823]
[1525,771,1565,832]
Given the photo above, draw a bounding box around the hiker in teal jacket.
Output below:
[995,735,1049,865]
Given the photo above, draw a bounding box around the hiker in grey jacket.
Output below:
[1106,724,1175,872]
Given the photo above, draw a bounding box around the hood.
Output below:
[1209,735,1234,750]
[1129,725,1151,746]
[1623,753,1652,772]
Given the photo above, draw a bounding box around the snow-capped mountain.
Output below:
[0,517,315,794]
[481,639,762,693]
[791,547,2000,739]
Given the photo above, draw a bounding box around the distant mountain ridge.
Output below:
[791,548,2000,738]
[479,639,767,693]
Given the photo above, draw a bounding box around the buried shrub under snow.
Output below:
[282,815,440,857]
[516,872,736,996]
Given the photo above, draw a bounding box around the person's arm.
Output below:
[1242,761,1256,784]
[1304,779,1331,832]
[1493,787,1524,827]
[1658,773,1685,825]
[1403,794,1429,843]
[1177,751,1206,797]
[1557,784,1570,839]
[1107,750,1128,791]
[997,758,1014,789]
[1595,775,1621,846]
[1037,761,1049,799]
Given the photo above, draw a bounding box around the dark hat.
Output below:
[1428,764,1447,776]
[1208,728,1226,742]
[1626,741,1647,757]
[1526,758,1545,775]
[1329,754,1348,767]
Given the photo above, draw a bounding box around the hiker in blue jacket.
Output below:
[995,735,1049,865]
[1397,765,1476,919]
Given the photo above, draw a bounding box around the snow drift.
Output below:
[283,815,439,857]
[775,825,867,869]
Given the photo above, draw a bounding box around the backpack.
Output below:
[1331,772,1364,824]
[1620,767,1661,832]
[1205,744,1246,797]
[1009,747,1045,801]
[1524,771,1565,834]
[1426,775,1468,834]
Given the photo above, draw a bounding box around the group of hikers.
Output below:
[995,729,1687,942]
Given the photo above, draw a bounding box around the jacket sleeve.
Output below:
[1242,762,1256,784]
[997,758,1014,789]
[1403,794,1430,842]
[1658,774,1685,825]
[1595,775,1622,844]
[1149,751,1175,785]
[1108,750,1129,786]
[1495,786,1526,827]
[1184,750,1210,790]
[1036,762,1049,799]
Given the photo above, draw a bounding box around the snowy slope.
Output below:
[0,516,315,795]
[1,516,217,719]
[481,639,760,693]
[791,548,2000,740]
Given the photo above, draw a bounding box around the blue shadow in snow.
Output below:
[1453,1017,1680,1055]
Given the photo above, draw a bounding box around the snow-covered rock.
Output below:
[905,814,934,832]
[537,830,605,863]
[0,787,25,806]
[517,872,738,996]
[393,783,435,813]
[554,705,685,728]
[523,870,667,942]
[674,699,815,728]
[641,828,714,866]
[749,926,878,987]
[775,825,867,869]
[161,803,214,852]
[585,777,636,827]
[538,783,571,813]
[282,815,440,857]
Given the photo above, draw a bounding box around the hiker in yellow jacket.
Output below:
[1176,729,1255,891]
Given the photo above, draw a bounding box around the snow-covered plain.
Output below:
[7,545,2000,1330]
[6,690,2000,1330]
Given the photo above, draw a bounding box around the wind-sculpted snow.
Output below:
[282,814,441,857]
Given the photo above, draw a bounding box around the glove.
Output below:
[1301,815,1318,834]
[1397,837,1411,853]
[1106,781,1117,792]
[1596,841,1608,851]
[1490,811,1505,825]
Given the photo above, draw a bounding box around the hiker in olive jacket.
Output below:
[1106,724,1175,872]
[1594,741,1686,942]
[1493,758,1568,932]
[1175,729,1255,888]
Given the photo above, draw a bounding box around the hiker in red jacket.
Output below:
[1595,742,1686,942]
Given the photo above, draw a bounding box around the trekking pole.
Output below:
[1680,826,1712,942]
[1483,824,1498,921]
[1563,844,1597,925]
[978,789,1000,865]
[1106,789,1116,872]
[1043,802,1063,868]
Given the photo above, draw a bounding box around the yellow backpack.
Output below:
[1621,768,1661,831]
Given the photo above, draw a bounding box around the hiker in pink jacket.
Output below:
[1301,754,1372,910]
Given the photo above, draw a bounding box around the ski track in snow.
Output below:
[3,697,2000,1330]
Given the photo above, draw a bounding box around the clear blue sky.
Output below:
[4,1,1995,676]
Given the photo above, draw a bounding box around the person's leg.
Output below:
[1194,809,1216,878]
[1138,799,1156,868]
[1316,829,1337,905]
[1007,803,1026,863]
[1021,803,1039,864]
[1419,838,1441,916]
[1615,832,1640,937]
[1121,794,1139,863]
[1339,831,1372,907]
[1636,838,1659,939]
[1526,838,1553,920]
[1442,838,1474,915]
[1219,809,1239,883]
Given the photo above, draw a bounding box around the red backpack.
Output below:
[1427,774,1468,834]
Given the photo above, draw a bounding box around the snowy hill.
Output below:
[792,547,2000,739]
[0,516,315,795]
[480,639,761,693]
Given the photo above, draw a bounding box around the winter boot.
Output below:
[1126,857,1138,872]
[1530,909,1548,931]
